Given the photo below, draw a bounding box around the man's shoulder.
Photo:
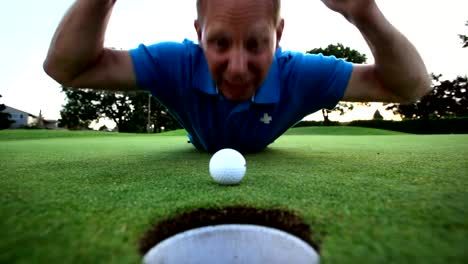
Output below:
[274,48,326,65]
[274,47,353,76]
[129,39,207,95]
[181,39,203,53]
[130,39,203,59]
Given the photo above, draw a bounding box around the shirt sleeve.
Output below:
[283,52,353,113]
[129,40,191,109]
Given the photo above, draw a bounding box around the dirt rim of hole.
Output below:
[139,206,321,255]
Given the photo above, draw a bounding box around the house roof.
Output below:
[4,105,38,118]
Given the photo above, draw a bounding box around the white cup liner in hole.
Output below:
[143,224,319,264]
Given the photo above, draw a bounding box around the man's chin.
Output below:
[221,89,255,102]
[225,94,251,102]
[218,84,256,102]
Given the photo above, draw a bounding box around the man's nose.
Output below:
[226,48,248,79]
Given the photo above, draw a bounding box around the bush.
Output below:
[347,118,468,134]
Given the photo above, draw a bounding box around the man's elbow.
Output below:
[397,74,432,104]
[43,58,76,87]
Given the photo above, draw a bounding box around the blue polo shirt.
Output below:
[130,39,352,153]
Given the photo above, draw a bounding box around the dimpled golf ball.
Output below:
[209,148,246,185]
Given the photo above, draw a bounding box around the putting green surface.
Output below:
[1,128,467,263]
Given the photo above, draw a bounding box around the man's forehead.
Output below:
[205,22,272,37]
[199,0,276,23]
[200,0,275,7]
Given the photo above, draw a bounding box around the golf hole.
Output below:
[139,206,320,264]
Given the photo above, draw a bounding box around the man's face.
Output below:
[195,0,284,101]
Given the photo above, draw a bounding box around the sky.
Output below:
[0,0,467,121]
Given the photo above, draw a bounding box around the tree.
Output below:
[98,91,141,132]
[59,87,181,133]
[459,21,468,48]
[145,95,181,133]
[373,109,384,120]
[98,91,181,133]
[0,95,15,129]
[306,43,367,125]
[59,88,100,129]
[307,43,367,63]
[36,110,45,129]
[387,74,468,119]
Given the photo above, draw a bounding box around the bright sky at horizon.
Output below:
[0,0,467,121]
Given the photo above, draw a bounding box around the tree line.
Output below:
[58,88,181,132]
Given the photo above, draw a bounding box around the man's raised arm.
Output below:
[43,0,136,91]
[321,0,431,103]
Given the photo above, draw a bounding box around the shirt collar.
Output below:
[193,47,281,104]
[251,48,281,104]
[193,48,218,95]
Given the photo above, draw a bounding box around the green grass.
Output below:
[0,128,188,141]
[0,129,137,141]
[1,128,467,263]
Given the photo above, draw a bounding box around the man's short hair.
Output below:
[196,0,281,26]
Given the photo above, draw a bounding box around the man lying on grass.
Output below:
[44,0,430,153]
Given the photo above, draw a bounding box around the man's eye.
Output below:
[246,39,264,53]
[246,40,259,51]
[216,38,229,49]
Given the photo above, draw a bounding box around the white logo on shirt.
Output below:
[260,113,272,124]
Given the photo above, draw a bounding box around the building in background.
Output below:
[3,106,58,129]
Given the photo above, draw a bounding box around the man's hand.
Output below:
[320,0,376,24]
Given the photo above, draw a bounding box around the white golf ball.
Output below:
[209,148,246,185]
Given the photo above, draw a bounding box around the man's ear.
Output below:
[194,19,202,44]
[275,19,285,49]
